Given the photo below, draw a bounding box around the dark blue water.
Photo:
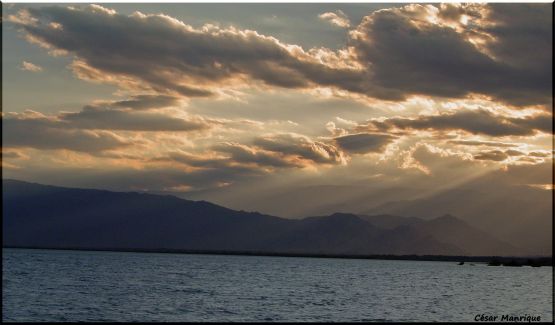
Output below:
[2,248,553,322]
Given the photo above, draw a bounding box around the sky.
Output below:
[2,3,553,221]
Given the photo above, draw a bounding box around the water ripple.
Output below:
[2,248,553,322]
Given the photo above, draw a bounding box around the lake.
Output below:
[2,248,553,322]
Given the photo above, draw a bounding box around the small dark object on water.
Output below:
[527,259,542,267]
[503,259,523,267]
[488,259,501,266]
[487,257,550,267]
[458,261,464,265]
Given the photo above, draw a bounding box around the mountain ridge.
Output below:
[3,179,520,256]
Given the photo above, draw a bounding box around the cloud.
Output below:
[350,3,552,106]
[529,151,550,158]
[10,5,363,98]
[253,133,347,165]
[20,60,43,72]
[159,151,228,169]
[472,149,549,162]
[447,140,518,148]
[166,133,350,170]
[160,146,306,171]
[334,133,396,154]
[474,150,509,162]
[505,150,525,157]
[59,105,210,132]
[149,144,307,187]
[1,93,215,155]
[394,143,479,178]
[214,142,306,168]
[2,112,130,153]
[357,109,552,137]
[2,150,26,159]
[10,4,551,106]
[109,95,182,110]
[4,163,267,193]
[4,3,552,199]
[319,10,351,28]
[157,133,351,172]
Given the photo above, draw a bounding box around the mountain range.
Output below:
[2,179,523,256]
[183,179,552,256]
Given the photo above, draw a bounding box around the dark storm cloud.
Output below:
[2,115,130,152]
[351,3,552,106]
[484,5,552,73]
[10,4,552,105]
[515,113,553,134]
[333,133,395,154]
[357,110,552,137]
[60,105,209,132]
[11,5,369,98]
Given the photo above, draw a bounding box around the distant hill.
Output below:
[366,187,552,255]
[183,184,420,218]
[3,179,519,256]
[181,168,552,256]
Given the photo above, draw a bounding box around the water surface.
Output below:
[3,248,553,322]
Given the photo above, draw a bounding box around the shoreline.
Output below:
[4,246,552,266]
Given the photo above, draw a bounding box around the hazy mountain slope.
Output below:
[359,214,423,229]
[409,215,518,256]
[359,213,517,256]
[3,179,518,256]
[262,213,465,255]
[181,164,552,256]
[183,185,420,218]
[366,187,552,255]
